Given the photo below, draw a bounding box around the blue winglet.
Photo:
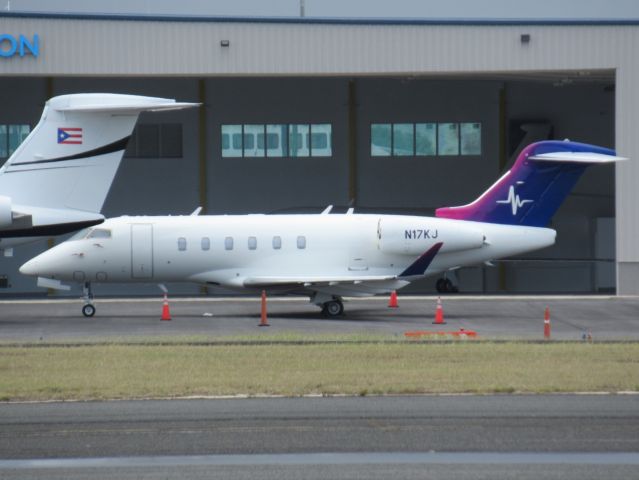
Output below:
[399,242,443,278]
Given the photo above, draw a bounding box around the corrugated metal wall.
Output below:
[0,15,637,293]
[0,18,631,75]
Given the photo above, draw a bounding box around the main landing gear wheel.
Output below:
[436,278,458,294]
[82,304,96,317]
[322,299,344,317]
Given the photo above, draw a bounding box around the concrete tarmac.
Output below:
[0,295,638,341]
[0,395,637,479]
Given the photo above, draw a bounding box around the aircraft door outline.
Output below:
[131,224,153,279]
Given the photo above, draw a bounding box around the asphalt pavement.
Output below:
[0,395,637,479]
[0,295,638,341]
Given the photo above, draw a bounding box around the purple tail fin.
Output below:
[435,140,624,227]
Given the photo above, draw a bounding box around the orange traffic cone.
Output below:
[433,297,446,325]
[259,290,270,327]
[161,293,171,321]
[388,290,399,308]
[544,306,551,340]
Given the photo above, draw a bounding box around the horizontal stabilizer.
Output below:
[49,94,199,113]
[56,102,199,113]
[529,151,627,164]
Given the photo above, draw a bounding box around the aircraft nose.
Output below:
[19,258,41,276]
[20,249,59,277]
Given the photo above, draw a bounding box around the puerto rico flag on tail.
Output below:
[57,127,82,144]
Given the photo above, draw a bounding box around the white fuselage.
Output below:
[22,213,556,296]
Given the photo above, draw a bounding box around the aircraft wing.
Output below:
[241,242,444,296]
[243,274,397,288]
[243,275,409,297]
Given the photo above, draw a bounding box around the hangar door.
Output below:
[131,224,153,279]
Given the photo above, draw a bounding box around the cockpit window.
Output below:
[69,228,90,241]
[86,228,112,239]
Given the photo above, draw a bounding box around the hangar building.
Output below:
[0,12,637,296]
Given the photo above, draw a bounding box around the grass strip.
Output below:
[1,340,638,401]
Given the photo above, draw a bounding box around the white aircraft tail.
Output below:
[0,93,197,214]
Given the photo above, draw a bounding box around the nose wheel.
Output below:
[81,282,96,317]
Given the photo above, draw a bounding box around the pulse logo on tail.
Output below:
[496,181,533,215]
[436,140,623,227]
[57,127,83,145]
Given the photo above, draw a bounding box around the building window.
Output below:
[438,123,459,156]
[177,237,187,251]
[272,236,282,249]
[221,123,332,158]
[221,124,242,158]
[370,124,391,156]
[460,122,482,155]
[289,124,310,157]
[126,123,183,158]
[224,236,234,250]
[248,236,257,250]
[415,123,436,156]
[266,124,287,157]
[0,124,30,158]
[160,124,183,157]
[297,235,306,249]
[201,237,210,251]
[243,124,265,157]
[371,122,480,157]
[393,123,414,156]
[309,123,332,157]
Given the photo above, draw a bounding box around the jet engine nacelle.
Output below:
[379,217,485,255]
[0,195,12,228]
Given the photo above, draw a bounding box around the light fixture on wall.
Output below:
[520,34,531,44]
[220,40,230,47]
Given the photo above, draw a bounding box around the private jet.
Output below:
[0,93,197,257]
[20,140,625,317]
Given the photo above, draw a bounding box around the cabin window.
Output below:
[225,236,234,250]
[201,237,210,251]
[248,236,257,250]
[86,228,111,239]
[297,235,306,249]
[272,236,282,249]
[177,237,187,251]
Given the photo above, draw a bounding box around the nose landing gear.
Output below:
[82,282,96,317]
